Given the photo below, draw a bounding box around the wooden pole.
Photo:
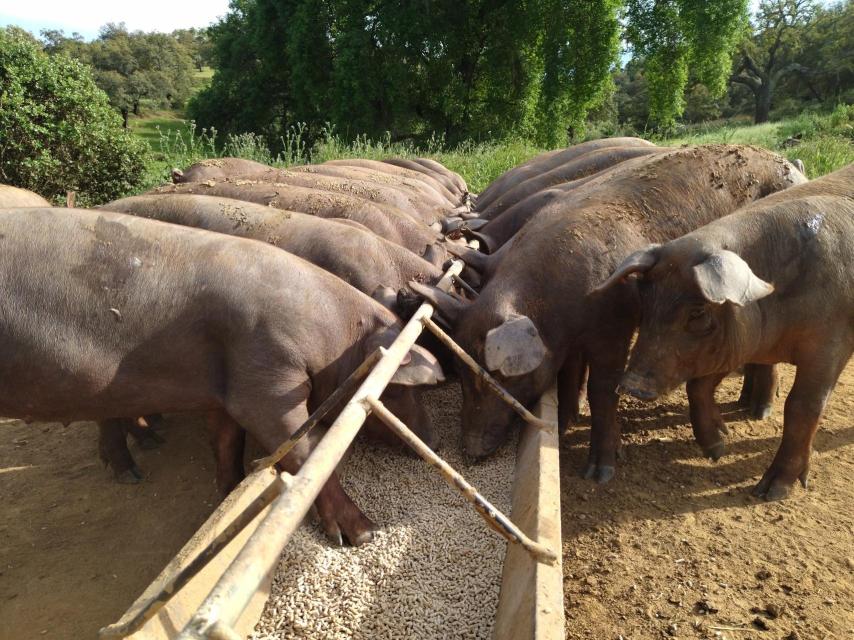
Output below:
[366,396,557,565]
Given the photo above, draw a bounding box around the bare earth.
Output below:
[562,363,854,640]
[1,363,851,639]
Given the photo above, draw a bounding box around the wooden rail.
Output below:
[494,386,565,640]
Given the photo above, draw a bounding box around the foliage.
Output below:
[0,27,148,205]
[190,0,627,147]
[730,0,815,124]
[625,0,749,130]
[40,24,207,126]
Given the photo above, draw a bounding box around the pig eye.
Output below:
[686,307,714,335]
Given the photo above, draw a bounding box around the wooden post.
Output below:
[493,386,564,640]
[65,191,76,208]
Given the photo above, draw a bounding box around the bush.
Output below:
[0,27,148,205]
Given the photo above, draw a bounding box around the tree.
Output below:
[535,0,622,145]
[0,27,148,204]
[626,0,749,130]
[40,23,199,127]
[191,0,623,147]
[730,0,815,124]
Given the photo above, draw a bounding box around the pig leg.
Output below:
[686,373,728,460]
[226,383,376,546]
[752,351,849,501]
[558,353,587,433]
[97,418,144,484]
[583,338,632,483]
[206,411,247,493]
[737,364,778,419]
[748,364,778,420]
[126,414,166,450]
[737,364,755,407]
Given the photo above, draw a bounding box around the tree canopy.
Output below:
[190,0,752,146]
[40,24,207,127]
[0,27,147,204]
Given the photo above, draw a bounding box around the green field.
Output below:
[129,104,853,194]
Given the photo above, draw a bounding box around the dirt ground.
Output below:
[0,363,851,640]
[561,363,854,640]
[0,415,220,639]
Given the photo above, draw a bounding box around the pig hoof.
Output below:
[115,466,144,484]
[347,529,375,546]
[752,468,804,501]
[581,463,615,484]
[595,465,615,484]
[703,441,726,461]
[325,527,345,547]
[749,404,772,420]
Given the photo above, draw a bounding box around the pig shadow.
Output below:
[558,420,854,539]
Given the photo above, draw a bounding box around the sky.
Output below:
[0,0,231,40]
[0,0,833,42]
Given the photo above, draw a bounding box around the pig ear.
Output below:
[484,315,547,377]
[408,281,467,324]
[371,285,398,311]
[592,245,660,294]
[692,251,774,306]
[391,344,445,386]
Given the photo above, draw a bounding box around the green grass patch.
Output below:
[128,104,852,198]
[130,111,191,148]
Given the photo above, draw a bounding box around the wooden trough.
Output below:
[100,259,565,640]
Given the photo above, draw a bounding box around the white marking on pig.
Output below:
[804,213,823,236]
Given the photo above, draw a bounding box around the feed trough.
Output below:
[101,259,564,640]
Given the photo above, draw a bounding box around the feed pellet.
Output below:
[252,383,515,640]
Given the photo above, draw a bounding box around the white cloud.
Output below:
[0,0,230,39]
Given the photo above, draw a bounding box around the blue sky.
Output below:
[0,0,230,40]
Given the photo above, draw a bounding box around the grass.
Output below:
[128,103,852,197]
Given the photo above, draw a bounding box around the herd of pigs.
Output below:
[1,138,852,550]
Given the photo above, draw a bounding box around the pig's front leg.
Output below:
[226,384,376,546]
[686,373,728,460]
[753,349,849,501]
[737,364,778,419]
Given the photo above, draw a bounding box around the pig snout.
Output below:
[618,371,660,400]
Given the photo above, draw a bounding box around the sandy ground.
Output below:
[0,415,220,639]
[1,364,851,639]
[561,363,854,640]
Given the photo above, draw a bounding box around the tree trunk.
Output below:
[121,107,129,129]
[133,101,140,116]
[754,82,772,124]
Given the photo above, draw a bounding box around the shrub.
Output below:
[0,27,148,205]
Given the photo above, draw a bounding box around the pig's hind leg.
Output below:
[753,346,851,501]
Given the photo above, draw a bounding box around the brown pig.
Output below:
[0,207,444,544]
[146,180,445,259]
[101,194,444,315]
[0,184,52,207]
[473,137,655,215]
[411,146,804,483]
[597,163,854,499]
